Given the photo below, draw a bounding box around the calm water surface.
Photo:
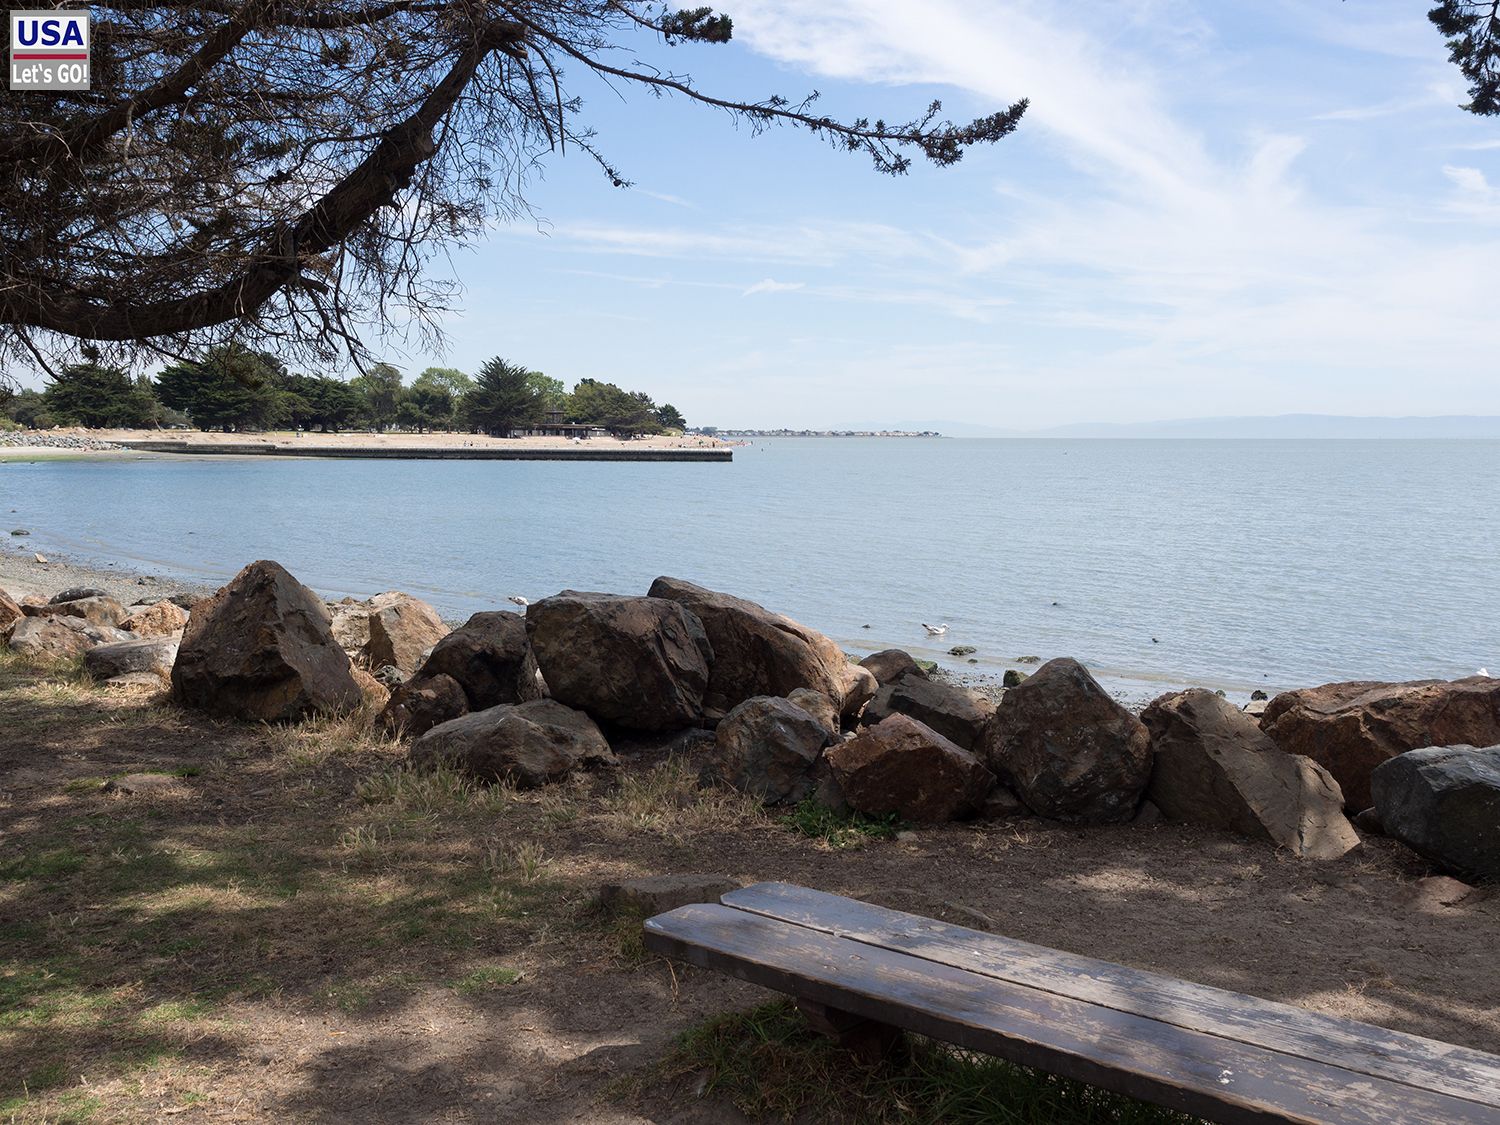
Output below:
[4,438,1497,697]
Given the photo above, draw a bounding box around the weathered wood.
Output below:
[722,881,1500,1110]
[644,903,1500,1125]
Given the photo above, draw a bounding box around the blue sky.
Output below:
[56,3,1500,429]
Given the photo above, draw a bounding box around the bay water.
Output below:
[4,438,1496,699]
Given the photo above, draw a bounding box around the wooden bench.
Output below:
[643,882,1500,1125]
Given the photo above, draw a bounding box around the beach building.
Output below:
[511,410,608,439]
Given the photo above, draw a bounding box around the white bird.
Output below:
[921,622,949,636]
[1480,667,1491,678]
[507,595,529,608]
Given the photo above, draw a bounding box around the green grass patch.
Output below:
[645,1000,1204,1124]
[0,846,87,881]
[779,799,904,848]
[451,965,523,995]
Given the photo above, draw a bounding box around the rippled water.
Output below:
[4,438,1497,696]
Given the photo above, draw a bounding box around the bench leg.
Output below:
[796,998,905,1065]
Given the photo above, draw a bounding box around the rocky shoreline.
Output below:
[5,550,1499,888]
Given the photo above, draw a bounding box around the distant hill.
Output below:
[860,415,1500,439]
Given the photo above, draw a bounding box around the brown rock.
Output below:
[120,600,189,638]
[1142,689,1358,859]
[0,589,21,633]
[827,713,995,822]
[980,657,1151,824]
[379,673,469,738]
[709,695,831,804]
[648,576,870,719]
[171,560,362,723]
[1260,677,1500,810]
[410,699,617,788]
[787,687,840,740]
[350,666,390,708]
[527,591,712,731]
[859,649,927,686]
[364,592,449,675]
[418,610,541,711]
[862,675,996,751]
[27,594,126,628]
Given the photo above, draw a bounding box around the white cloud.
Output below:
[1443,165,1500,221]
[742,278,805,295]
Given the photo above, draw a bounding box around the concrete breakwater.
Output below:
[115,440,732,462]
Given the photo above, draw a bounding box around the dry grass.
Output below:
[602,753,761,839]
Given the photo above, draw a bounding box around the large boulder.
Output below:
[417,611,541,711]
[1371,744,1500,881]
[1141,689,1358,859]
[980,657,1152,823]
[364,592,449,675]
[328,597,371,654]
[120,599,190,638]
[85,637,180,681]
[26,594,126,628]
[171,560,362,723]
[859,649,927,686]
[7,615,128,661]
[527,591,712,731]
[827,713,995,822]
[1260,677,1500,811]
[786,687,840,741]
[410,699,617,788]
[379,672,469,738]
[648,577,873,719]
[709,695,832,804]
[862,675,995,752]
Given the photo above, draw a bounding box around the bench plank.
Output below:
[645,902,1500,1125]
[722,882,1500,1109]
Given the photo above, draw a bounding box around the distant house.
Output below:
[510,410,607,439]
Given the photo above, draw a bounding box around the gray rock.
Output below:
[84,637,179,681]
[859,649,927,686]
[948,645,977,657]
[862,674,995,752]
[7,615,128,660]
[49,586,111,604]
[1142,689,1358,859]
[1002,669,1029,688]
[28,594,126,628]
[1371,744,1500,881]
[980,658,1152,824]
[410,699,617,788]
[709,695,831,804]
[598,874,739,917]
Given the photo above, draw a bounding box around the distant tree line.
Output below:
[0,348,685,436]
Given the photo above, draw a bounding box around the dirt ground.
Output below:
[2,654,1496,1124]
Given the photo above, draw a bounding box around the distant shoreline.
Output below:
[2,427,734,463]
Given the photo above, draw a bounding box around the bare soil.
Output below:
[1,654,1496,1124]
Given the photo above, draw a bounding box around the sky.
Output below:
[40,2,1500,429]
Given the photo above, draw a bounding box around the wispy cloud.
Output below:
[742,278,805,296]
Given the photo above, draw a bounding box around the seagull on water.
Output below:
[922,622,949,636]
[508,595,529,608]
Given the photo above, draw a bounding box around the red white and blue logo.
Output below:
[10,10,91,91]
